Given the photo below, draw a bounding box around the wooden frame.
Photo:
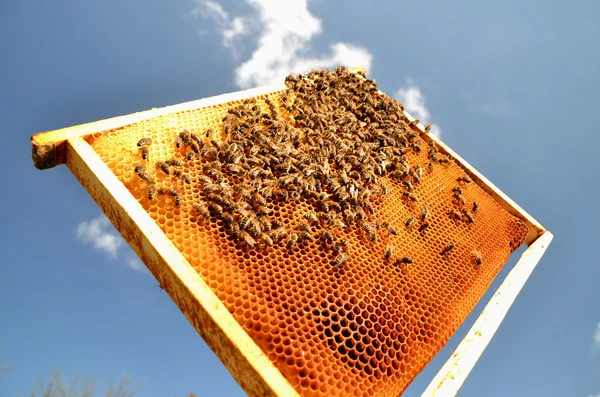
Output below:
[31,67,551,397]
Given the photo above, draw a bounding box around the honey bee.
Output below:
[472,202,478,213]
[408,193,419,202]
[240,231,256,249]
[418,222,429,232]
[190,132,202,143]
[421,207,429,221]
[449,210,463,221]
[395,257,413,265]
[175,136,183,148]
[413,164,423,182]
[147,186,157,200]
[197,175,213,185]
[222,212,234,225]
[205,128,215,138]
[134,165,146,175]
[137,137,152,147]
[457,176,472,183]
[208,202,223,216]
[190,141,200,154]
[141,147,150,160]
[361,221,377,241]
[259,232,274,247]
[386,223,398,235]
[461,209,475,223]
[166,159,182,167]
[251,192,267,206]
[333,252,349,266]
[231,223,241,240]
[303,212,318,223]
[286,233,298,249]
[203,183,223,194]
[298,231,313,242]
[174,196,182,207]
[440,243,455,256]
[472,250,483,265]
[403,180,414,191]
[384,245,393,260]
[179,130,191,145]
[256,205,270,216]
[343,209,355,224]
[424,124,432,132]
[405,216,414,227]
[452,187,463,194]
[186,151,195,161]
[192,202,210,219]
[179,173,192,184]
[226,164,243,174]
[270,227,287,242]
[156,161,170,175]
[137,172,155,184]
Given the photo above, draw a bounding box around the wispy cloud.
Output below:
[76,215,145,272]
[394,85,442,138]
[190,0,372,89]
[593,322,600,351]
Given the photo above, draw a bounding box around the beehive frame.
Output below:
[31,67,552,397]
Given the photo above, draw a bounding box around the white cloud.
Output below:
[76,215,145,273]
[394,85,442,138]
[594,322,600,350]
[192,0,372,89]
[189,0,249,58]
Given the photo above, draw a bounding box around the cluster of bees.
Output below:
[131,67,484,269]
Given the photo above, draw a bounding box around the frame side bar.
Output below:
[65,137,299,397]
[403,113,545,245]
[421,231,553,397]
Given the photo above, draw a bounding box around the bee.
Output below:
[259,232,274,247]
[141,147,150,160]
[403,180,414,191]
[174,196,182,207]
[298,222,311,232]
[179,130,191,145]
[208,202,223,216]
[137,172,155,184]
[386,223,398,235]
[197,175,213,185]
[361,221,377,241]
[343,209,355,224]
[298,231,313,242]
[204,183,223,194]
[449,210,463,221]
[453,193,466,205]
[270,227,287,242]
[408,193,419,202]
[165,159,182,167]
[457,176,472,183]
[205,128,215,138]
[190,132,202,143]
[175,136,183,148]
[318,230,334,243]
[440,243,455,256]
[190,141,201,154]
[156,161,170,175]
[332,240,345,253]
[159,187,179,197]
[222,212,234,225]
[252,192,267,206]
[384,245,393,260]
[461,209,475,223]
[421,207,429,221]
[472,202,478,213]
[395,257,413,265]
[137,137,152,147]
[256,205,270,216]
[418,222,430,232]
[424,124,432,132]
[231,223,241,240]
[333,252,349,266]
[134,165,146,175]
[147,186,157,200]
[186,151,195,161]
[226,164,244,174]
[179,173,192,184]
[286,233,299,249]
[192,202,210,219]
[240,231,256,249]
[472,250,483,265]
[303,212,318,223]
[413,164,423,182]
[405,216,415,227]
[452,187,463,194]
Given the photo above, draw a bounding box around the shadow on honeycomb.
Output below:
[85,68,527,397]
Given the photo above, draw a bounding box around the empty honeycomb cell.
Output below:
[87,67,528,396]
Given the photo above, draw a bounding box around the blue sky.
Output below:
[1,0,599,396]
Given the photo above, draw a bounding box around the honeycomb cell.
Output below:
[87,67,528,396]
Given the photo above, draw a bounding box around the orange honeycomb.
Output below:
[85,67,527,396]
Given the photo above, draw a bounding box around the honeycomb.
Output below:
[85,67,528,396]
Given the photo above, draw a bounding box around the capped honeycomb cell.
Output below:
[84,67,527,396]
